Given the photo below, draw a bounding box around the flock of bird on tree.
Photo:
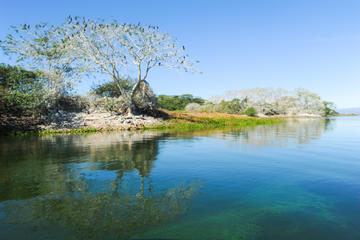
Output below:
[0,16,198,115]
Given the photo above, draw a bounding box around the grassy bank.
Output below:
[146,112,284,131]
[4,128,101,137]
[3,112,284,137]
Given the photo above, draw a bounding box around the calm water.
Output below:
[0,117,360,240]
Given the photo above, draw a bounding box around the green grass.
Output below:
[5,128,101,137]
[3,114,284,137]
[146,116,284,131]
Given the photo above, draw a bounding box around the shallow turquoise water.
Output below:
[0,117,359,239]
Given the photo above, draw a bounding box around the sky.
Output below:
[1,0,360,108]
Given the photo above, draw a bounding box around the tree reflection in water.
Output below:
[0,132,200,239]
[219,118,334,147]
[0,119,333,239]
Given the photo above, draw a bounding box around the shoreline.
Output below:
[3,111,355,137]
[0,111,335,136]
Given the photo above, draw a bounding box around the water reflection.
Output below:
[0,118,335,239]
[0,132,200,239]
[215,118,334,147]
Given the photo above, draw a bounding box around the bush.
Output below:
[158,94,205,110]
[185,103,201,111]
[0,64,45,115]
[245,107,257,117]
[216,98,247,114]
[323,101,338,116]
[91,78,135,98]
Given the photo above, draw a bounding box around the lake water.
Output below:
[0,117,359,240]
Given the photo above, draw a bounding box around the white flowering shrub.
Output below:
[185,103,201,112]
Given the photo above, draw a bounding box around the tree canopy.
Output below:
[0,23,81,95]
[64,16,198,113]
[1,16,199,115]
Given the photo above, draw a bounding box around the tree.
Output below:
[216,98,248,114]
[323,101,338,116]
[0,23,81,95]
[0,64,45,115]
[65,17,198,114]
[245,107,257,117]
[209,88,327,115]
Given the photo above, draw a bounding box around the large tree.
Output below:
[0,23,81,95]
[65,17,198,114]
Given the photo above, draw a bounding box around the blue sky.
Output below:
[1,0,360,108]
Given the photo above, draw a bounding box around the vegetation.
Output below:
[0,64,45,115]
[1,16,198,116]
[158,94,205,110]
[0,23,81,96]
[203,88,336,116]
[216,98,248,114]
[91,78,136,98]
[147,112,283,131]
[323,101,338,116]
[244,107,257,117]
[0,17,339,135]
[63,16,198,114]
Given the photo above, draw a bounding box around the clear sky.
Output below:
[1,0,360,108]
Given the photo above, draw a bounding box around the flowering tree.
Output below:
[66,17,198,114]
[0,23,81,95]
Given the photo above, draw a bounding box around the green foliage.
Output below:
[245,107,257,117]
[0,64,45,115]
[217,98,248,114]
[91,78,136,98]
[1,23,80,95]
[158,94,205,110]
[148,115,283,131]
[0,63,42,92]
[323,101,338,116]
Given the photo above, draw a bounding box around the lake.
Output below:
[0,117,359,240]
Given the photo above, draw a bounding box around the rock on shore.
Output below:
[1,110,163,133]
[40,111,163,130]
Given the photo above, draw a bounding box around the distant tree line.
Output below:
[182,88,337,116]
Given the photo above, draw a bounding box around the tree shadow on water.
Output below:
[0,132,201,240]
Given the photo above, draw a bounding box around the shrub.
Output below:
[91,78,135,98]
[323,101,338,116]
[158,94,205,110]
[216,98,247,114]
[185,103,201,112]
[0,64,45,115]
[245,107,257,117]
